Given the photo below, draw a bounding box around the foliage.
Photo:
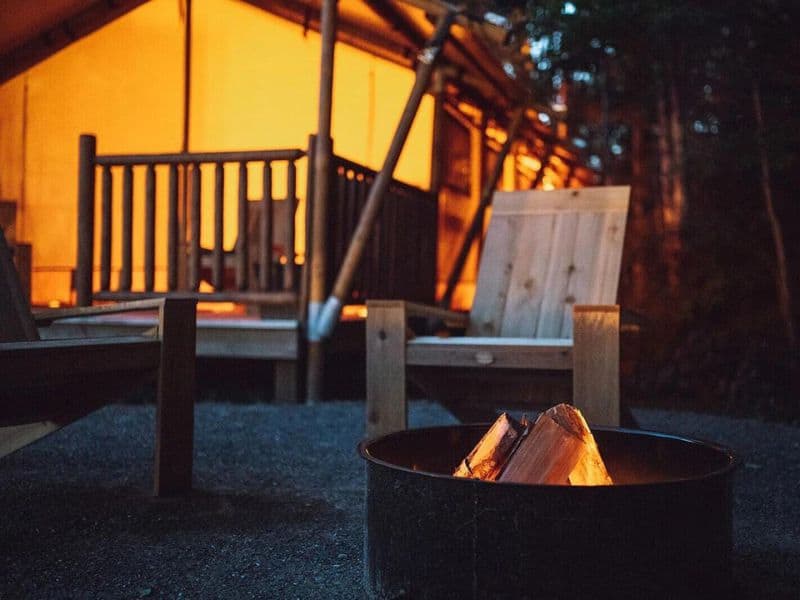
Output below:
[472,0,800,418]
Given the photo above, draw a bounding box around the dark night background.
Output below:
[469,0,800,421]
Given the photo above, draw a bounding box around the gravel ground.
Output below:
[1,401,798,599]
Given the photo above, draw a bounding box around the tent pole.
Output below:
[178,0,192,290]
[312,8,459,341]
[440,105,525,308]
[306,0,338,403]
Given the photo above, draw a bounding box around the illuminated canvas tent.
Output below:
[0,0,596,310]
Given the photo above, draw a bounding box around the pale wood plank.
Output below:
[366,301,407,438]
[572,305,620,427]
[534,210,579,337]
[594,210,628,304]
[467,214,519,336]
[407,336,572,370]
[491,186,630,215]
[559,210,604,338]
[499,210,556,337]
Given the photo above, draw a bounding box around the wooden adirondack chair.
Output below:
[366,186,630,438]
[0,227,197,496]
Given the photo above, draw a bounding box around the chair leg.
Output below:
[273,360,298,403]
[572,305,620,427]
[366,301,407,439]
[154,298,197,496]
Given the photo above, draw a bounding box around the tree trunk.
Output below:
[655,86,679,295]
[752,79,795,348]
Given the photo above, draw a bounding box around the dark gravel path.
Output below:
[1,402,797,599]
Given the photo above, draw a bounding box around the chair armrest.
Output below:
[34,299,168,326]
[34,297,197,343]
[367,300,469,330]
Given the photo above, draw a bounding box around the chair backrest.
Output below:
[0,226,39,342]
[467,186,630,339]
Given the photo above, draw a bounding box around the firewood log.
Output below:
[453,413,523,480]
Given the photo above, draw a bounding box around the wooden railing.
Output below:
[75,134,305,307]
[324,154,437,305]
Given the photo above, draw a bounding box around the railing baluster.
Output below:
[189,163,201,290]
[260,162,273,291]
[335,166,347,269]
[100,165,112,291]
[236,161,248,290]
[283,160,297,291]
[213,162,224,290]
[120,164,133,291]
[144,163,156,291]
[168,163,179,291]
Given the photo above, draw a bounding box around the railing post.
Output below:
[76,134,96,306]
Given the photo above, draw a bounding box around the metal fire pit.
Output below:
[359,425,737,599]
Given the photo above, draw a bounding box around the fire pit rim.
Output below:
[358,423,739,488]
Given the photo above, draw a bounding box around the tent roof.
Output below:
[0,0,595,176]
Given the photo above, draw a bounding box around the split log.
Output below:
[453,413,524,480]
[454,405,612,486]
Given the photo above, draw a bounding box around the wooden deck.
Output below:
[37,310,300,402]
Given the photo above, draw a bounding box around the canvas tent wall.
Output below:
[0,0,434,306]
[0,0,596,310]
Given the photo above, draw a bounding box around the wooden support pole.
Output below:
[76,134,96,306]
[440,106,524,308]
[314,8,458,340]
[429,68,446,197]
[365,300,407,438]
[306,0,338,403]
[572,305,620,427]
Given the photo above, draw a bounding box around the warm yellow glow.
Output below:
[457,101,481,122]
[436,281,475,312]
[341,304,368,320]
[518,155,542,172]
[0,0,434,305]
[47,299,62,308]
[485,125,507,145]
[197,301,241,314]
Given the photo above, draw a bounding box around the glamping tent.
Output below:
[0,0,596,310]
